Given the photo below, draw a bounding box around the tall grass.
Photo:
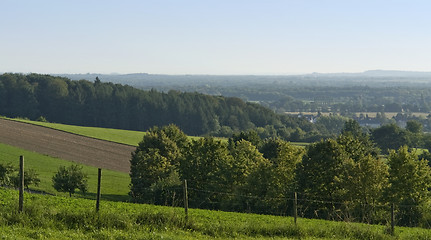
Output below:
[0,188,429,239]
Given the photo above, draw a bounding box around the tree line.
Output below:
[0,73,323,140]
[130,121,431,227]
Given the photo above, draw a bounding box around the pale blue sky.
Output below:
[1,0,430,74]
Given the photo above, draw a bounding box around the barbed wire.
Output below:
[127,182,427,209]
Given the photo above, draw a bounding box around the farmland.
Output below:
[6,117,146,146]
[0,118,217,202]
[0,118,134,173]
[0,142,130,201]
[5,117,208,146]
[1,117,431,239]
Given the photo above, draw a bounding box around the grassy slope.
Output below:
[0,117,222,202]
[0,188,430,240]
[0,143,130,201]
[8,117,208,145]
[8,118,146,146]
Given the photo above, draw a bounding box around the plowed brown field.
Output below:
[0,118,135,173]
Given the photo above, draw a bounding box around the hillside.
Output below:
[0,118,134,173]
[7,117,146,146]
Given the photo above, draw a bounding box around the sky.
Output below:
[1,0,431,75]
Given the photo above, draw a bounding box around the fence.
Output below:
[132,179,431,234]
[14,155,431,235]
[16,155,103,212]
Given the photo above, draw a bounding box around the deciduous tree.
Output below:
[129,125,187,203]
[52,165,88,197]
[384,146,431,226]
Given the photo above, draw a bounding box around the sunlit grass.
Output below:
[0,188,430,239]
[5,117,229,145]
[7,117,146,146]
[0,143,130,201]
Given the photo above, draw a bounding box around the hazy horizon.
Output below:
[3,69,431,77]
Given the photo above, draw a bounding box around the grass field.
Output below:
[0,117,227,202]
[1,188,431,239]
[0,143,130,201]
[289,141,309,148]
[7,117,146,146]
[6,117,211,145]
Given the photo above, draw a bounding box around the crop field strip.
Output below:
[8,117,147,146]
[0,118,134,173]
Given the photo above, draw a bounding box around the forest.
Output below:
[0,73,341,141]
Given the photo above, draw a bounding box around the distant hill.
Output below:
[55,70,431,86]
[306,70,431,78]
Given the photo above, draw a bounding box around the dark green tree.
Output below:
[406,120,423,148]
[341,119,363,137]
[129,125,187,204]
[0,163,40,189]
[11,169,41,189]
[228,130,262,149]
[298,139,348,202]
[371,124,409,153]
[406,120,423,133]
[422,134,431,153]
[0,163,16,186]
[315,115,349,136]
[259,138,304,213]
[179,137,233,209]
[384,146,431,226]
[225,139,270,212]
[336,133,388,222]
[297,135,388,221]
[52,165,88,197]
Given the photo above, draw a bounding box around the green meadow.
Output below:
[0,117,223,202]
[1,188,431,239]
[0,143,130,201]
[7,117,209,145]
[8,117,146,146]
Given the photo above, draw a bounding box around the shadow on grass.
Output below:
[75,192,131,202]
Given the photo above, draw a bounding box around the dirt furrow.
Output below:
[0,119,135,173]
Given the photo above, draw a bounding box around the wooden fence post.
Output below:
[96,168,102,212]
[183,179,188,221]
[19,155,24,212]
[294,192,298,225]
[391,203,395,235]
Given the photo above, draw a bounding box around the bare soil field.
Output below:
[0,118,135,173]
